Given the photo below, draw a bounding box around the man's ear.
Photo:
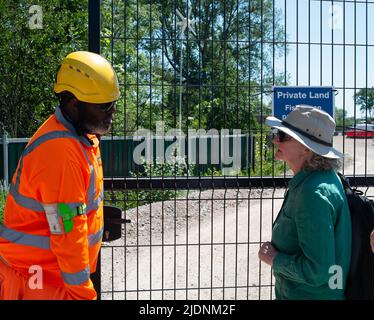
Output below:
[62,96,80,122]
[70,97,79,108]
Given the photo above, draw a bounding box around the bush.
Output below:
[133,156,194,204]
[251,133,286,176]
[105,156,195,210]
[0,181,8,224]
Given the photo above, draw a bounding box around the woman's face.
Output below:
[273,131,311,173]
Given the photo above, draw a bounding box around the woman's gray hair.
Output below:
[304,152,342,171]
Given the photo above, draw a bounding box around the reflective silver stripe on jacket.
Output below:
[9,107,103,214]
[1,106,104,249]
[55,106,93,148]
[61,266,90,285]
[86,164,96,212]
[9,130,93,212]
[86,187,104,213]
[88,227,104,246]
[0,224,102,250]
[0,224,50,250]
[9,184,85,214]
[9,183,44,212]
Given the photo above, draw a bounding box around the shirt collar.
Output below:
[288,169,314,191]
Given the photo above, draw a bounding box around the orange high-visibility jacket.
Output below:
[0,106,104,300]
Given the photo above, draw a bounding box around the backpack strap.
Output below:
[337,171,350,189]
[337,172,363,196]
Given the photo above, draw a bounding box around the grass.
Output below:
[0,181,8,224]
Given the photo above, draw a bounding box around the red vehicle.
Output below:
[346,124,374,138]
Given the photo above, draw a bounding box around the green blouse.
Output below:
[272,169,352,300]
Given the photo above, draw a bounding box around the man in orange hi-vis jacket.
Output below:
[0,51,120,300]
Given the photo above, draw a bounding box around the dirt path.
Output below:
[101,189,284,300]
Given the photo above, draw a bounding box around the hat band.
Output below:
[281,121,333,147]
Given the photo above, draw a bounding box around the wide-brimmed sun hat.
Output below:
[265,105,344,159]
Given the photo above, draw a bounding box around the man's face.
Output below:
[76,101,116,135]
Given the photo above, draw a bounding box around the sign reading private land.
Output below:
[272,86,334,120]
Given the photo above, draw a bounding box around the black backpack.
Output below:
[338,173,374,300]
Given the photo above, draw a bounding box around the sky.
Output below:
[273,0,374,118]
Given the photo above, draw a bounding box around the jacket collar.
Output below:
[54,105,96,148]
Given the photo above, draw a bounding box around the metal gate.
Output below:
[88,0,374,300]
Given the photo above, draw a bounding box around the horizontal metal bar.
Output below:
[344,175,374,188]
[0,138,29,143]
[100,283,272,294]
[102,241,264,249]
[104,177,289,189]
[102,36,374,47]
[0,135,252,143]
[104,175,374,190]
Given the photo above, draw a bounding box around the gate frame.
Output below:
[88,0,101,299]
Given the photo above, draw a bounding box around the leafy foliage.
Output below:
[105,156,195,210]
[0,1,88,137]
[100,0,285,136]
[133,156,194,203]
[335,107,354,131]
[251,132,285,176]
[354,87,374,121]
[0,1,286,138]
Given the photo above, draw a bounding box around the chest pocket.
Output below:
[272,208,300,254]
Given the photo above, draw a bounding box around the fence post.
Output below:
[246,133,249,174]
[2,133,8,187]
[251,134,255,171]
[88,0,100,53]
[88,0,101,300]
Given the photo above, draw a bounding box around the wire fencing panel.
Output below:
[91,0,374,300]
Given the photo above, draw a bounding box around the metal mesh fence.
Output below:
[86,0,374,300]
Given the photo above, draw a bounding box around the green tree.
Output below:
[100,0,286,135]
[160,0,286,132]
[0,1,88,137]
[354,87,374,121]
[335,107,354,130]
[1,1,286,138]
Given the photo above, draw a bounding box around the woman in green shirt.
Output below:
[258,105,352,300]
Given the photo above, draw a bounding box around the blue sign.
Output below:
[272,86,334,120]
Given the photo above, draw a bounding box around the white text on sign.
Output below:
[277,91,330,99]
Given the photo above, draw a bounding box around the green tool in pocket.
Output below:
[58,203,86,234]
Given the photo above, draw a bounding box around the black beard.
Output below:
[78,119,111,135]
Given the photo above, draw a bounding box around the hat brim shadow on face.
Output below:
[265,116,344,159]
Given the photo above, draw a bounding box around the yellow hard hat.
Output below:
[54,51,120,104]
